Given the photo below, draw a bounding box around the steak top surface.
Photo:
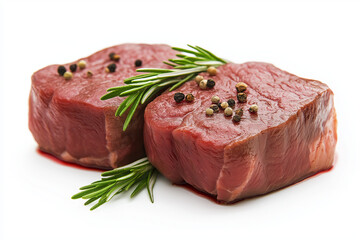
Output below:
[32,44,176,109]
[146,62,331,147]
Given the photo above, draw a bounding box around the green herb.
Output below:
[72,157,157,210]
[101,45,227,131]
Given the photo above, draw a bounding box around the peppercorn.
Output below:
[199,80,208,89]
[210,104,219,113]
[206,79,216,88]
[57,65,66,76]
[86,70,93,77]
[233,114,241,122]
[237,92,247,103]
[235,108,243,117]
[109,52,115,60]
[224,107,233,117]
[195,75,204,85]
[207,66,217,76]
[135,59,142,67]
[235,82,247,92]
[63,71,73,80]
[227,99,235,108]
[211,95,220,104]
[220,101,229,110]
[185,93,195,102]
[109,52,120,62]
[106,63,116,73]
[113,54,120,61]
[249,104,259,114]
[174,92,185,103]
[206,108,214,116]
[69,64,77,72]
[78,60,86,69]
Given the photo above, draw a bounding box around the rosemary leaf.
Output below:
[101,90,121,100]
[136,68,174,73]
[123,73,158,83]
[147,170,158,203]
[116,93,138,117]
[168,73,196,92]
[195,45,227,63]
[163,61,177,67]
[130,179,147,198]
[122,90,145,131]
[171,47,203,57]
[102,157,148,176]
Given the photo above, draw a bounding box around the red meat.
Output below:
[29,44,176,169]
[144,62,337,203]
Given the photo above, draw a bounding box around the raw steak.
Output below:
[29,44,176,169]
[144,62,337,203]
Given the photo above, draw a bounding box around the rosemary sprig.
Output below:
[72,157,157,210]
[101,45,227,131]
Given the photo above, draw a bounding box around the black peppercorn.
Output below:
[69,64,77,72]
[235,108,243,117]
[185,93,195,102]
[57,65,66,76]
[235,82,247,92]
[227,99,235,108]
[109,52,115,60]
[135,59,142,67]
[206,79,216,88]
[106,63,117,73]
[109,52,120,61]
[174,92,185,103]
[210,104,219,113]
[233,114,241,122]
[237,92,247,103]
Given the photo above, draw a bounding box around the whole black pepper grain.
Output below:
[227,99,235,108]
[237,92,247,103]
[113,55,120,61]
[235,108,243,117]
[206,79,216,88]
[235,82,247,92]
[57,65,66,76]
[135,59,142,67]
[174,92,185,103]
[233,114,241,122]
[185,93,195,102]
[210,104,219,113]
[70,64,77,72]
[109,52,115,60]
[106,63,117,73]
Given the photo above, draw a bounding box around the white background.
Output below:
[1,0,359,239]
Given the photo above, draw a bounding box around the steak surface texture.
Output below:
[29,44,176,169]
[144,62,337,203]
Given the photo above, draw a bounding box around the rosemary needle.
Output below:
[101,44,227,131]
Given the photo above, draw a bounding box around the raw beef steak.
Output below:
[144,62,337,203]
[29,44,176,169]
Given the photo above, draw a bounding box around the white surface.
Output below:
[1,0,359,239]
